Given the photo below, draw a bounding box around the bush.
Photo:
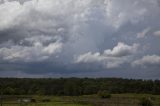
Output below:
[41,98,51,102]
[30,99,36,102]
[98,90,111,98]
[139,97,153,106]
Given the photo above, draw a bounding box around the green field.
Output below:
[2,102,90,106]
[1,94,160,106]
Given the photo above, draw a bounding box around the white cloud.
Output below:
[137,27,150,38]
[0,0,92,30]
[0,0,160,76]
[153,30,160,37]
[0,39,62,62]
[104,0,154,28]
[104,42,139,57]
[75,52,127,69]
[75,42,138,69]
[0,1,23,30]
[132,55,160,67]
[22,35,60,45]
[0,0,157,31]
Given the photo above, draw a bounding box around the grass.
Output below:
[1,94,160,106]
[2,102,91,106]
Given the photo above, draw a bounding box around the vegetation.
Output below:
[0,78,160,96]
[1,94,160,106]
[139,97,153,106]
[97,90,111,98]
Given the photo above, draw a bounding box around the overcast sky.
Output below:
[0,0,160,79]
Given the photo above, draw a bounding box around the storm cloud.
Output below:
[0,0,160,79]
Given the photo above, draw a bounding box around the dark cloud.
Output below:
[0,0,160,79]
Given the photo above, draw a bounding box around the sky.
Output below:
[0,0,160,79]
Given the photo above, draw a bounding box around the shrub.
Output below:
[98,90,111,98]
[139,97,153,106]
[30,99,36,102]
[41,98,51,102]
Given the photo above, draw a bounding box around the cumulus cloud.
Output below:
[137,27,150,38]
[0,0,160,77]
[104,42,139,57]
[153,30,160,37]
[0,0,158,32]
[0,38,62,62]
[75,42,138,69]
[75,52,127,69]
[132,55,160,67]
[104,0,158,28]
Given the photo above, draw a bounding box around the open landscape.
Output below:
[0,0,160,106]
[0,78,160,106]
[1,94,160,106]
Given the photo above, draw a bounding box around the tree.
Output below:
[98,90,111,98]
[4,87,15,95]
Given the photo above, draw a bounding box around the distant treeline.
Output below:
[0,78,160,96]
